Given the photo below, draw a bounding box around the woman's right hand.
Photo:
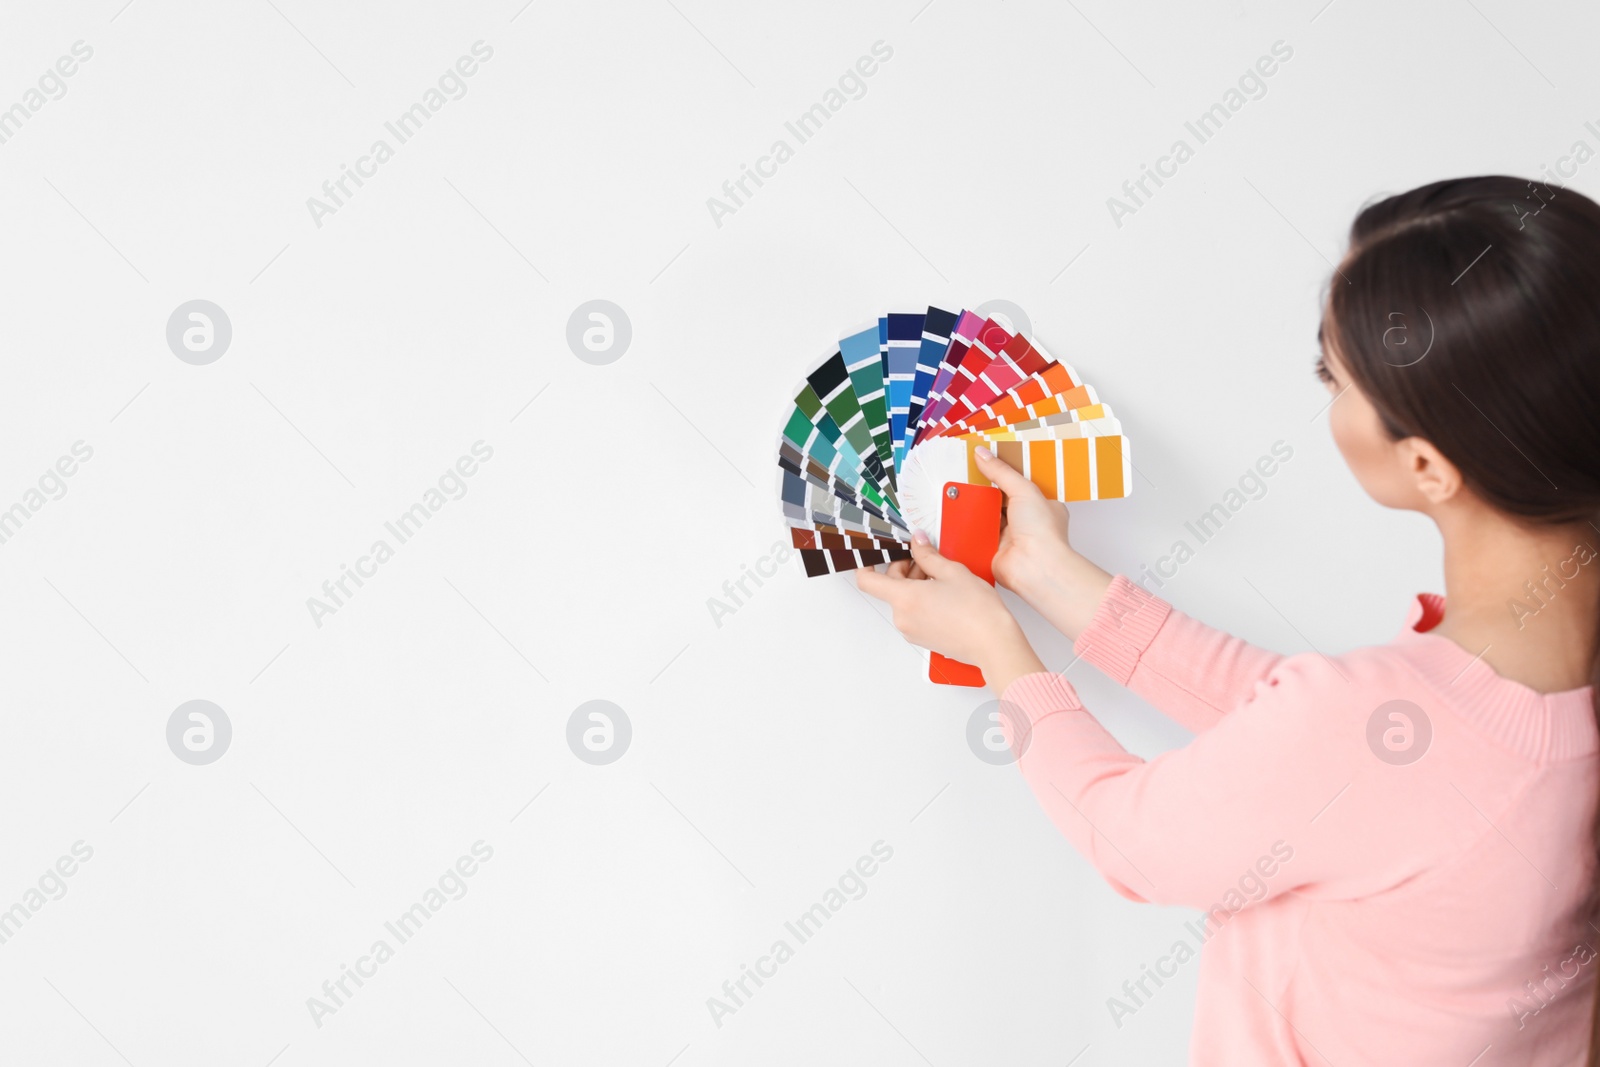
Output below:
[973,445,1115,641]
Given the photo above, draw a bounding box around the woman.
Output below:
[859,176,1600,1064]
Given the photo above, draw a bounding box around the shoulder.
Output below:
[1227,644,1452,759]
[1245,644,1424,711]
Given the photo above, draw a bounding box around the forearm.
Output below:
[1072,576,1288,734]
[1005,541,1288,732]
[998,668,1327,911]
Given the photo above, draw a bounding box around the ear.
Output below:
[1398,436,1463,504]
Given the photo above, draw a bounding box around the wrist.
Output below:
[979,621,1047,696]
[1020,549,1114,641]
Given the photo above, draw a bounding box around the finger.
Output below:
[974,445,1044,502]
[887,557,929,581]
[909,530,969,580]
[855,565,907,604]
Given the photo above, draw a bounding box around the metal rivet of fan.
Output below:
[946,485,959,498]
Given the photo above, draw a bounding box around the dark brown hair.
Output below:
[1323,175,1600,1057]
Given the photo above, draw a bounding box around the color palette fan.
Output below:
[776,306,1132,578]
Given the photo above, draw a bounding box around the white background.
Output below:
[0,0,1595,1064]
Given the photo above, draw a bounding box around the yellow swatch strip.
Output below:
[961,434,1130,501]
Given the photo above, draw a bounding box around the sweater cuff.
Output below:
[997,670,1084,727]
[996,671,1084,758]
[1073,575,1172,685]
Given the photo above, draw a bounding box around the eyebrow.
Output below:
[1316,321,1324,347]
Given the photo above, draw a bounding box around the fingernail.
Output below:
[912,529,930,544]
[975,445,992,460]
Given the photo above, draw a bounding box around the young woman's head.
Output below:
[1317,175,1600,1056]
[1318,176,1600,524]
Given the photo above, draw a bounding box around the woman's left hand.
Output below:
[856,531,1047,694]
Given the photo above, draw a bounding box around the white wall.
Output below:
[0,0,1593,1063]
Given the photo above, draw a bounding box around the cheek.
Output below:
[1330,394,1409,505]
[1328,399,1367,467]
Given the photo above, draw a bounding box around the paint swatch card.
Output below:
[905,306,959,461]
[774,305,1135,633]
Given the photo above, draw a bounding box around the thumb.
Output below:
[910,530,968,580]
[973,444,1043,503]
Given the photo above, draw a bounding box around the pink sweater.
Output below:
[999,576,1599,1065]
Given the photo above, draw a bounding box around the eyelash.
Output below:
[1314,357,1334,383]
